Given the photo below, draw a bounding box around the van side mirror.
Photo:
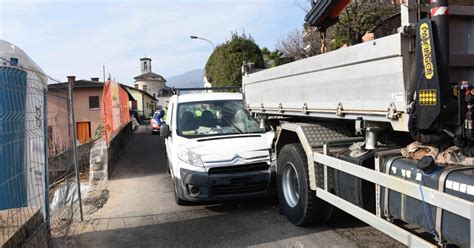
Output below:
[160,124,170,138]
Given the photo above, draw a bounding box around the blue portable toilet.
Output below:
[0,40,47,211]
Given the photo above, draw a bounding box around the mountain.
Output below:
[166,69,204,88]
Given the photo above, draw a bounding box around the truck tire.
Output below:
[277,143,333,226]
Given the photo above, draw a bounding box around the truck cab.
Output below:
[160,92,275,204]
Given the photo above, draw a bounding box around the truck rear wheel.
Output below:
[277,143,333,226]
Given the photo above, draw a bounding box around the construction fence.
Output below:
[101,80,130,144]
[1,50,134,247]
[0,57,83,247]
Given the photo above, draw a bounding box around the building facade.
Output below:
[48,76,133,145]
[48,77,104,145]
[133,57,172,110]
[122,84,157,118]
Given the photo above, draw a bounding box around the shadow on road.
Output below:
[327,209,368,229]
[74,202,332,248]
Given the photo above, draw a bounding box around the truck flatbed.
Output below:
[243,33,412,131]
[243,5,473,132]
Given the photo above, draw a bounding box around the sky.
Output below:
[0,0,306,86]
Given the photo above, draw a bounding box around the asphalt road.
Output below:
[71,125,403,247]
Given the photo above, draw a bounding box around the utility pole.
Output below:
[67,77,84,221]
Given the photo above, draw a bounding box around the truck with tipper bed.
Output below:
[242,0,474,247]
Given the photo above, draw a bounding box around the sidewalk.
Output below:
[71,125,206,246]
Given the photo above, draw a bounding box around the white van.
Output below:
[160,92,275,204]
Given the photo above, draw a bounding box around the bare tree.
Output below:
[279,0,398,60]
[276,29,307,60]
[276,25,332,61]
[332,1,398,46]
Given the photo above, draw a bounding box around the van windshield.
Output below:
[176,100,264,137]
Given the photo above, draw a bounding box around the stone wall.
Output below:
[48,138,98,184]
[107,121,133,176]
[89,121,133,182]
[0,208,47,248]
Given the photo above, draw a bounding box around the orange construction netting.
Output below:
[101,80,130,144]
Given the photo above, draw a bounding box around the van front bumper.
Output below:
[178,165,275,202]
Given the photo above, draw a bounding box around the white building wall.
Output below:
[203,75,212,88]
[134,80,164,99]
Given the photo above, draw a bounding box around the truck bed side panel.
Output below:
[243,34,409,131]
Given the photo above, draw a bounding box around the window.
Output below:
[89,96,100,109]
[153,93,156,98]
[143,61,148,71]
[176,100,264,137]
[142,85,147,91]
[135,84,139,89]
[10,57,18,66]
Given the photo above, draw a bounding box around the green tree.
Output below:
[261,47,283,68]
[205,32,264,87]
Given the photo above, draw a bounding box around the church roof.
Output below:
[134,72,167,82]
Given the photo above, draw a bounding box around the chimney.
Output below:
[67,76,76,84]
[91,77,99,82]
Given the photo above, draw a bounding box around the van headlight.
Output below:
[177,145,203,167]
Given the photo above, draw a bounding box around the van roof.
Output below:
[172,92,243,103]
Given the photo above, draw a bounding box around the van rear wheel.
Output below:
[277,143,333,226]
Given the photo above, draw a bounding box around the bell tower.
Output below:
[140,57,152,74]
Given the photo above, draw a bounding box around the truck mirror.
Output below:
[160,124,170,138]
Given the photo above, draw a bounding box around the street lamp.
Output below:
[190,35,216,88]
[190,35,216,49]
